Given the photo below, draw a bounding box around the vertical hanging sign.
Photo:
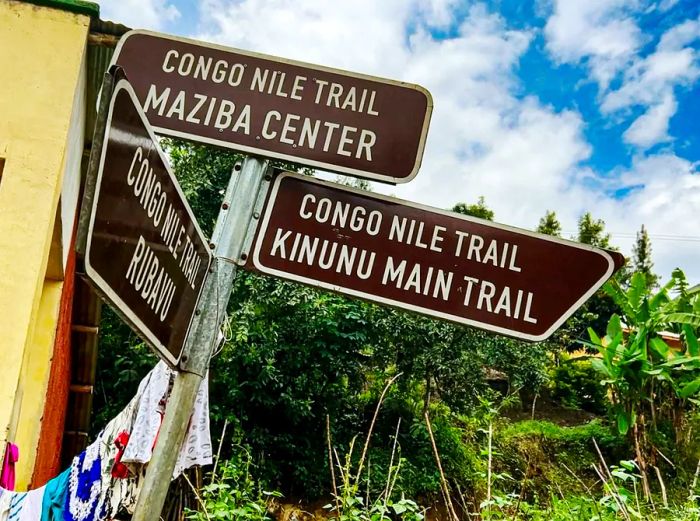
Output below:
[84,78,212,365]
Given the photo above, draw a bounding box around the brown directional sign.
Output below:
[111,30,432,184]
[250,173,624,341]
[84,79,212,365]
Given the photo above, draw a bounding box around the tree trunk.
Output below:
[423,371,431,415]
[633,420,652,500]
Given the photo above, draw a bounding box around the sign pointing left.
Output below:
[84,78,212,365]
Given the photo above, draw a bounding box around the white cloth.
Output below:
[17,486,44,521]
[174,375,212,478]
[120,362,170,471]
[121,361,212,479]
[0,489,12,521]
[0,489,32,521]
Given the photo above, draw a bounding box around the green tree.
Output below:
[589,269,700,500]
[577,212,611,248]
[536,210,562,237]
[632,224,659,290]
[452,196,494,221]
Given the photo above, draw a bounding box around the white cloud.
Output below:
[657,16,700,51]
[596,154,700,282]
[599,16,699,152]
[544,3,700,154]
[544,0,643,88]
[601,46,699,113]
[622,93,677,148]
[657,0,680,12]
[418,0,460,29]
[97,0,180,30]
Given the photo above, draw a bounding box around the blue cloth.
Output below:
[63,448,102,521]
[41,467,70,521]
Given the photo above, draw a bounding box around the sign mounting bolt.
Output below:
[240,253,248,261]
[209,242,215,249]
[253,212,260,219]
[222,202,229,210]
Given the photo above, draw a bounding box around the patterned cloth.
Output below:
[0,489,9,521]
[64,443,102,521]
[0,489,32,521]
[121,362,212,479]
[17,486,44,521]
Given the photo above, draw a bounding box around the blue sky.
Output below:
[99,0,700,283]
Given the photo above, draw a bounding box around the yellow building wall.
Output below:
[0,0,90,488]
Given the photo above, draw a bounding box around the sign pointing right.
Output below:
[249,173,625,341]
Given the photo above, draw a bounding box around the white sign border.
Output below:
[253,172,617,342]
[85,79,213,366]
[111,29,434,185]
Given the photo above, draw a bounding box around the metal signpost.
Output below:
[83,77,211,365]
[248,172,625,341]
[111,30,433,184]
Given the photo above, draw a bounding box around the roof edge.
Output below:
[18,0,100,19]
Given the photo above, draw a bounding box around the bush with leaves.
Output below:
[185,448,281,521]
[550,356,607,414]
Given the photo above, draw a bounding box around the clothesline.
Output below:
[0,362,212,521]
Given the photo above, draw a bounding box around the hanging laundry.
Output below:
[121,362,212,479]
[1,443,19,491]
[41,468,70,521]
[0,360,212,521]
[0,488,30,521]
[16,486,45,521]
[0,490,9,521]
[120,362,170,472]
[110,433,130,480]
[64,442,102,521]
[94,394,142,520]
[173,375,212,478]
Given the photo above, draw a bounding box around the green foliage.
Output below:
[550,357,608,414]
[577,212,611,248]
[632,225,660,290]
[185,449,281,521]
[325,430,426,521]
[211,272,378,495]
[536,210,562,237]
[590,269,700,437]
[499,419,620,450]
[92,307,157,433]
[451,196,494,221]
[495,419,624,499]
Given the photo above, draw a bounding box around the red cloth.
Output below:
[1,442,18,490]
[111,432,130,479]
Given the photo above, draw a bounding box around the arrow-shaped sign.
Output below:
[248,173,624,341]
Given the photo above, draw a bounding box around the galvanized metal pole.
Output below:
[131,156,271,521]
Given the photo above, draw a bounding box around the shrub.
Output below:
[550,357,608,415]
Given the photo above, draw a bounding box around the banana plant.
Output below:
[587,269,700,500]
